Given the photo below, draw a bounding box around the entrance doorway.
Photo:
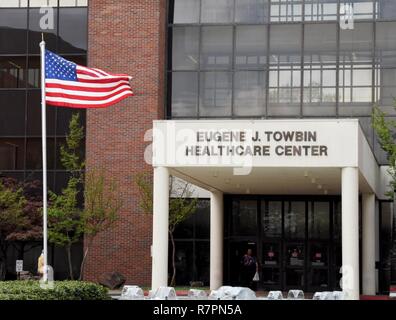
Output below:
[224,196,342,292]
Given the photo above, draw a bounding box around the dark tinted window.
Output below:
[58,8,88,53]
[26,90,56,136]
[0,138,25,170]
[0,8,27,54]
[0,56,27,88]
[0,90,25,136]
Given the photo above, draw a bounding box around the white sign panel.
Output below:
[16,260,23,273]
[152,120,359,168]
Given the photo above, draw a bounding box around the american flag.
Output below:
[45,50,133,108]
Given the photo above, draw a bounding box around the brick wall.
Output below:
[84,0,166,286]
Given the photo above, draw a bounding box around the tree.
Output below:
[79,170,122,280]
[372,104,396,284]
[0,178,26,280]
[48,113,85,280]
[6,179,43,261]
[135,173,197,286]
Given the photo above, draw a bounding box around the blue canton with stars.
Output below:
[45,50,78,81]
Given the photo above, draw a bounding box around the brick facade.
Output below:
[84,0,166,285]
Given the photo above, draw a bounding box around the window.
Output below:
[234,71,266,116]
[26,90,56,136]
[308,202,330,239]
[304,23,337,65]
[284,201,305,239]
[231,200,258,236]
[0,8,27,54]
[235,26,267,69]
[235,0,269,23]
[0,91,26,136]
[201,26,233,70]
[172,27,199,70]
[377,0,396,19]
[172,0,200,24]
[304,0,338,21]
[269,24,302,66]
[376,22,396,68]
[0,138,25,170]
[347,0,374,20]
[199,72,232,117]
[375,68,396,114]
[0,56,27,88]
[201,0,234,23]
[171,72,198,117]
[339,22,373,63]
[270,0,303,22]
[262,201,282,238]
[58,7,88,53]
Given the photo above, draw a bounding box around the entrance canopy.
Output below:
[152,119,385,198]
[150,119,386,299]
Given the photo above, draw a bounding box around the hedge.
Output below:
[0,281,110,300]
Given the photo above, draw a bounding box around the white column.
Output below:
[210,190,224,290]
[151,166,169,290]
[341,167,360,300]
[362,193,376,295]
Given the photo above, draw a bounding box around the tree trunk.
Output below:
[79,238,93,281]
[66,244,74,280]
[169,231,176,287]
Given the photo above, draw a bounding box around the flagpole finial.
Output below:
[41,33,44,42]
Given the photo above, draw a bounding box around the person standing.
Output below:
[240,248,259,290]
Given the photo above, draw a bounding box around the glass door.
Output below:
[284,242,305,289]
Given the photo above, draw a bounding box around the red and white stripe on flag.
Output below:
[45,51,133,109]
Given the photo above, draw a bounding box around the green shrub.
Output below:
[0,281,110,300]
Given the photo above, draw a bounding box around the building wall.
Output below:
[85,0,166,285]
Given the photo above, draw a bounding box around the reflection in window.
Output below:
[234,71,266,116]
[304,0,338,21]
[262,201,282,238]
[0,138,24,170]
[0,56,26,88]
[172,27,199,70]
[231,200,258,236]
[58,7,88,53]
[200,72,232,117]
[270,0,303,22]
[284,202,305,239]
[235,0,269,23]
[333,201,341,240]
[0,8,27,54]
[308,202,330,239]
[310,243,328,266]
[201,26,233,70]
[201,0,234,23]
[268,67,301,116]
[171,72,198,117]
[286,244,304,266]
[173,0,200,23]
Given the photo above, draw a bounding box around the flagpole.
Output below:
[40,35,48,282]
